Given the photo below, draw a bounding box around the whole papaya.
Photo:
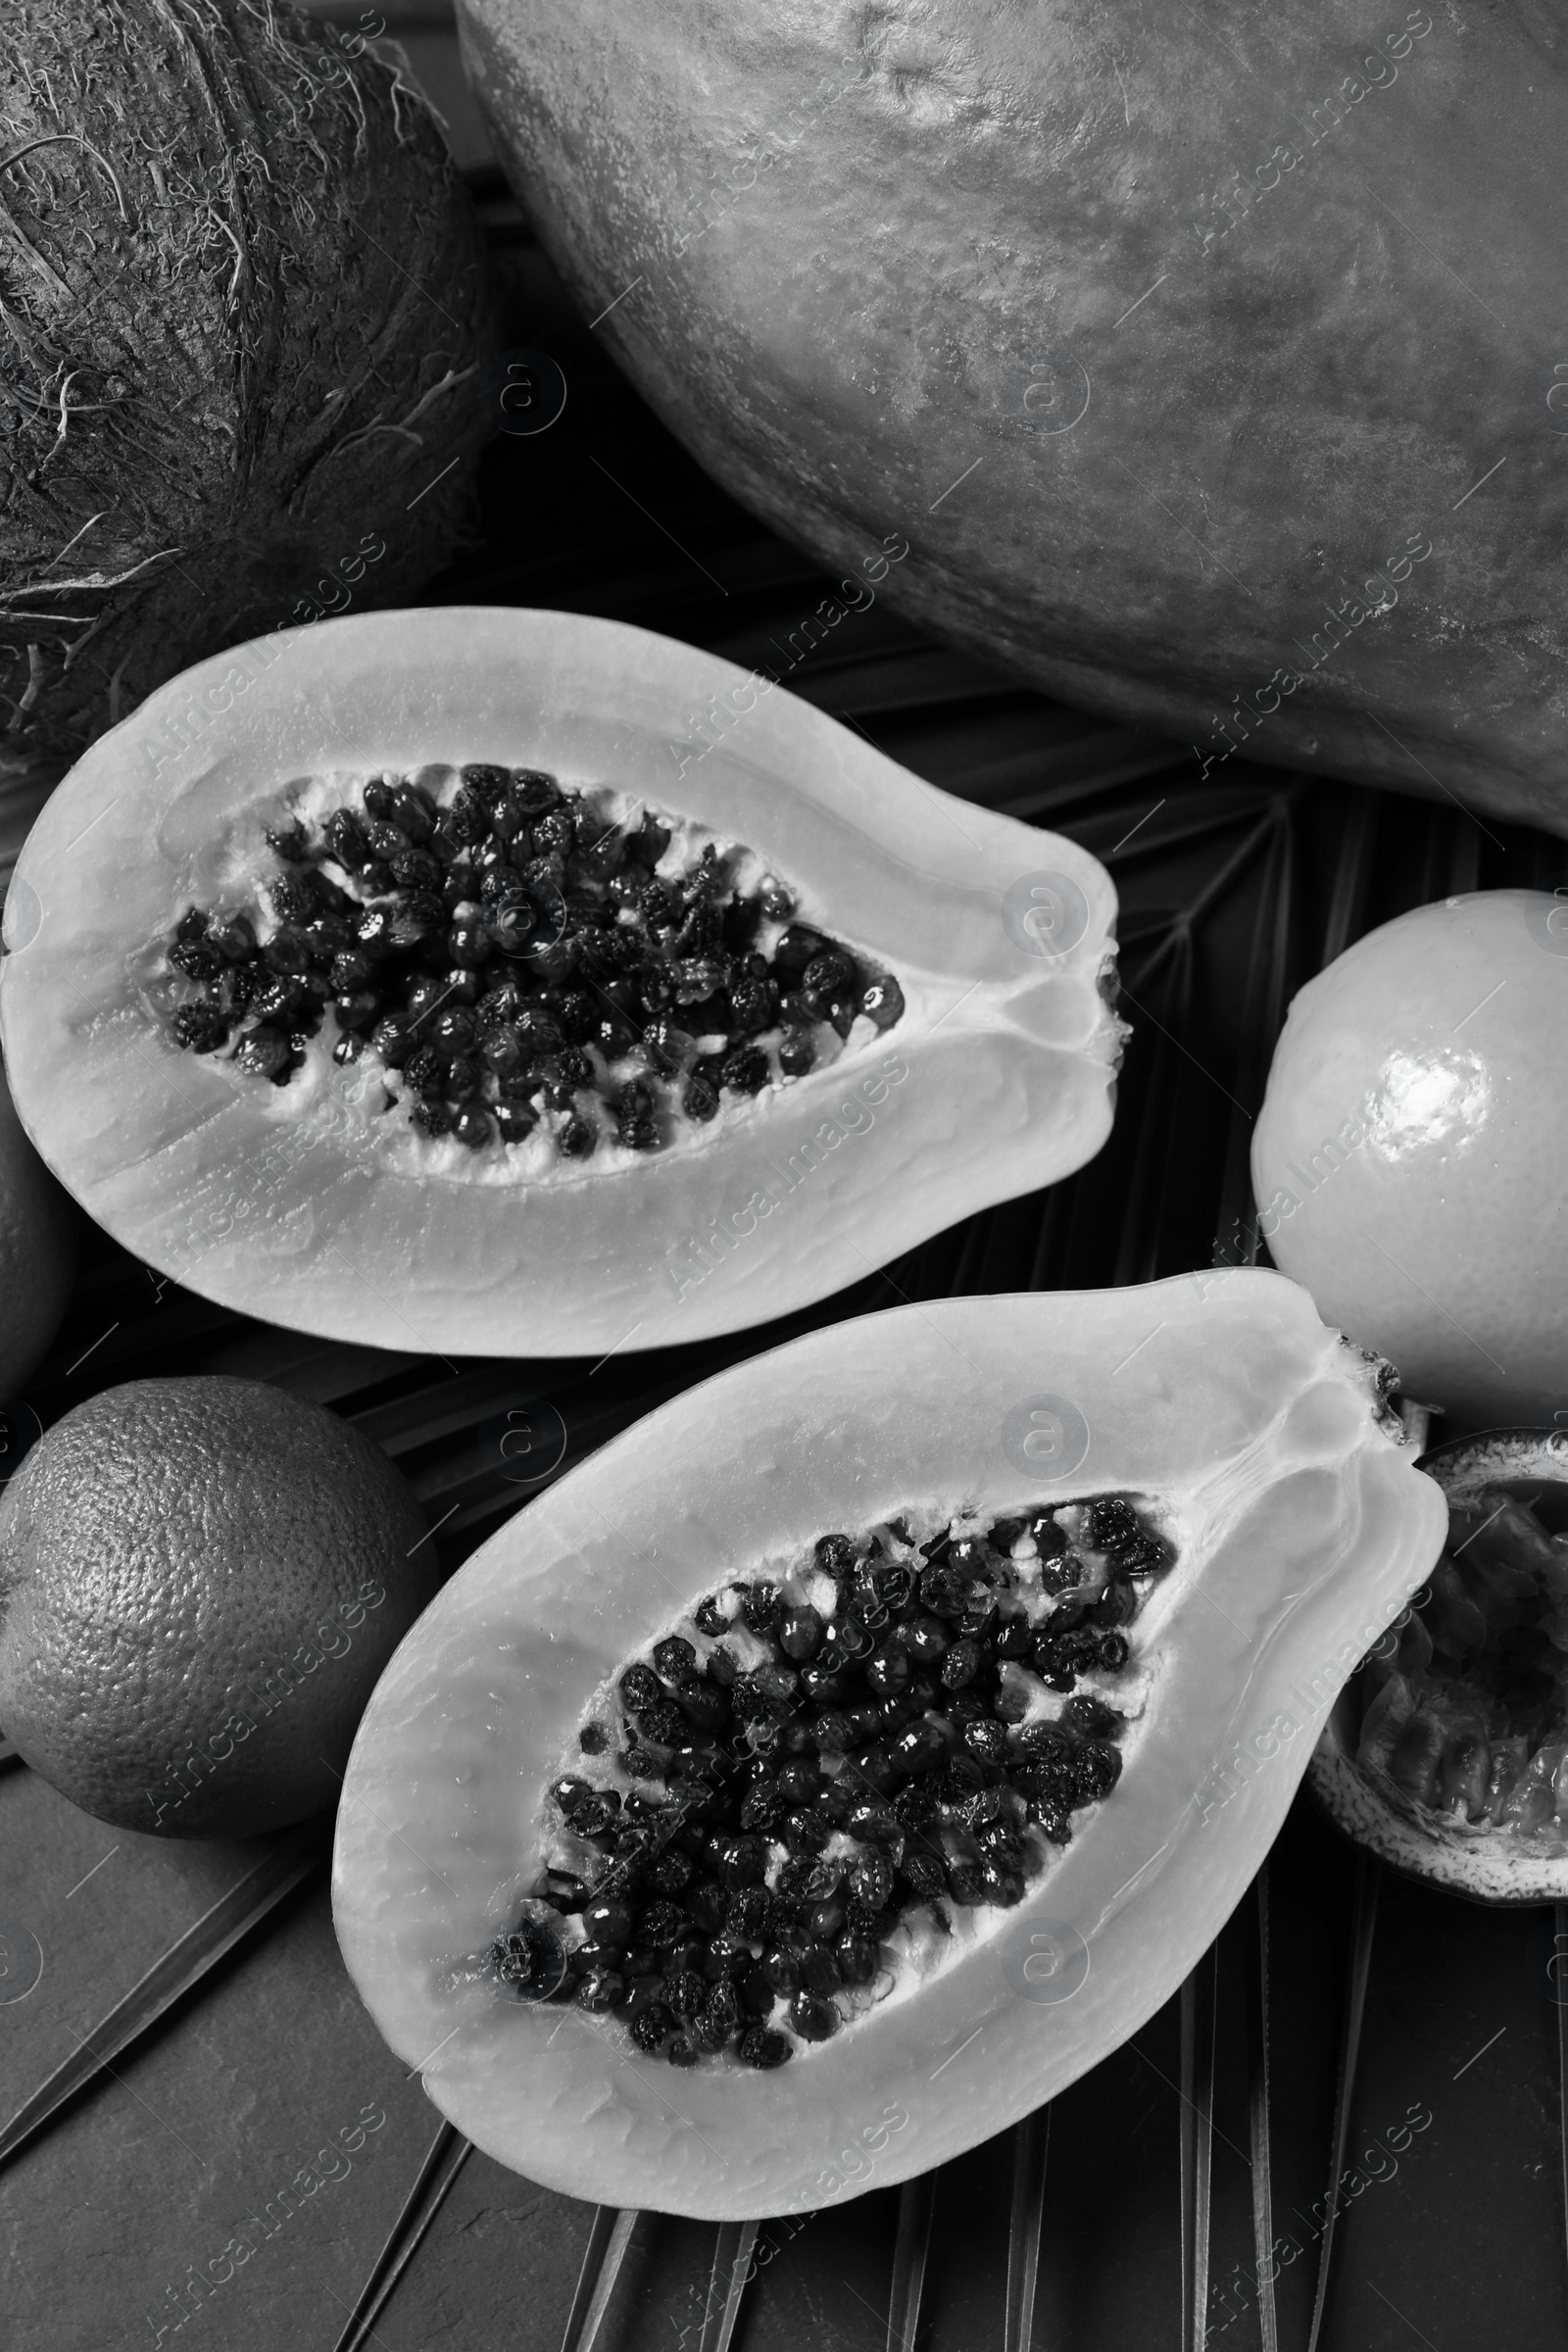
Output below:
[459,0,1568,833]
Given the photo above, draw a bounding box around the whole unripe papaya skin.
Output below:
[458,0,1568,834]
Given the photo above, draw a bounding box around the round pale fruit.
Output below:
[1251,892,1567,1431]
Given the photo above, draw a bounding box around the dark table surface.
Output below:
[2,13,1563,2350]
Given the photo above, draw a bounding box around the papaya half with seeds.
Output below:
[331,1272,1446,2217]
[0,606,1119,1357]
[1310,1429,1568,1903]
[458,0,1568,834]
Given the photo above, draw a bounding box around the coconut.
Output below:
[0,0,497,788]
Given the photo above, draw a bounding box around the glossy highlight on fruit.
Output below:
[1310,1429,1568,1904]
[1251,893,1568,1430]
[0,607,1120,1358]
[332,1273,1446,2217]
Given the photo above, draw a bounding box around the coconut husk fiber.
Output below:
[0,0,498,788]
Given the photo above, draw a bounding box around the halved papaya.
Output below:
[1310,1429,1568,1903]
[0,608,1120,1356]
[331,1271,1446,2217]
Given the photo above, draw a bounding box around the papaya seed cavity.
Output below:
[502,1493,1174,2069]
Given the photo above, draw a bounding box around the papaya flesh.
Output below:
[458,0,1568,835]
[331,1272,1446,2217]
[1310,1430,1568,1903]
[0,607,1119,1357]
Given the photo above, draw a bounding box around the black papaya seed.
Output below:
[863,1642,911,1698]
[727,1886,772,1940]
[568,1938,623,1978]
[740,1581,782,1636]
[371,1020,414,1077]
[716,1836,768,1890]
[761,1946,803,1993]
[739,1788,787,1834]
[796,1662,851,1709]
[815,1533,858,1576]
[890,1782,937,1829]
[703,1933,753,1984]
[779,1605,823,1661]
[173,1004,229,1053]
[775,1759,820,1805]
[688,1881,728,1935]
[807,1891,848,1938]
[899,1853,947,1901]
[860,975,905,1028]
[580,1897,634,1946]
[1087,1496,1141,1552]
[940,1637,982,1690]
[231,1025,290,1079]
[771,923,830,977]
[901,1615,950,1664]
[789,1989,840,2042]
[675,1681,730,1733]
[854,1745,904,1795]
[737,1965,775,2020]
[739,2027,792,2068]
[1061,1694,1124,1740]
[664,1968,708,2022]
[889,1721,948,1775]
[800,1940,844,1995]
[835,1933,877,1985]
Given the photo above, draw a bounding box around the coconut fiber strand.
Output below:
[0,0,497,786]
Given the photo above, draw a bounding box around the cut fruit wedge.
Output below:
[331,1272,1446,2217]
[0,607,1121,1356]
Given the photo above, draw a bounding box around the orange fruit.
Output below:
[0,1057,75,1394]
[1251,890,1568,1432]
[0,1376,433,1837]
